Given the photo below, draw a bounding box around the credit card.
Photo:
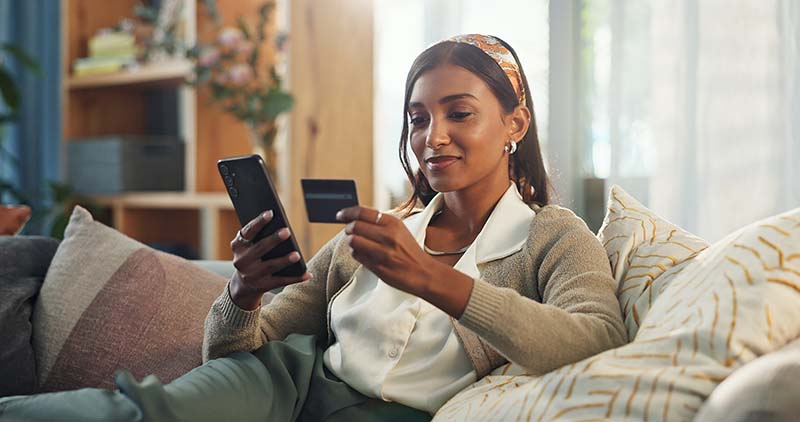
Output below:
[301,179,359,223]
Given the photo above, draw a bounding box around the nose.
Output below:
[425,118,450,150]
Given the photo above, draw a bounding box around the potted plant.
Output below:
[187,0,293,181]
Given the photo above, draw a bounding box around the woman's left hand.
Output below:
[336,206,436,296]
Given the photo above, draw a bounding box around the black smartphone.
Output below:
[218,154,307,277]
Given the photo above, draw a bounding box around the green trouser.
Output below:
[0,334,431,422]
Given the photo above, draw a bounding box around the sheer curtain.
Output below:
[583,0,800,242]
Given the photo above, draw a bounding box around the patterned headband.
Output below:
[445,34,527,107]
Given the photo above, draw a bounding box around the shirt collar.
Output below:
[403,183,535,264]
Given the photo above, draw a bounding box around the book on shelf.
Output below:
[73,30,140,77]
[72,56,138,76]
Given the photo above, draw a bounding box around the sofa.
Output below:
[1,185,798,421]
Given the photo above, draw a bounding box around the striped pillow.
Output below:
[32,206,226,392]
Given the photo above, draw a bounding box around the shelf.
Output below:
[67,60,193,90]
[89,191,234,210]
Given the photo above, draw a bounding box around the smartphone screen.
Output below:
[218,154,307,277]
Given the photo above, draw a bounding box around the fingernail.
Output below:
[278,228,291,239]
[336,211,344,221]
[307,273,314,279]
[263,210,273,220]
[288,252,300,262]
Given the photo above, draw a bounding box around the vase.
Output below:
[247,123,279,183]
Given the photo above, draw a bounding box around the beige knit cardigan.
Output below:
[203,205,628,378]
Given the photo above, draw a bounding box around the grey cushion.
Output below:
[0,235,60,397]
[695,338,800,422]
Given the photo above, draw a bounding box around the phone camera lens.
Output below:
[229,187,239,197]
[220,165,229,176]
[224,176,234,187]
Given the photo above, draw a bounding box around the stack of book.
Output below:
[73,31,139,76]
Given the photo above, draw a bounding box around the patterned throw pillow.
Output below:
[32,206,227,392]
[598,185,709,340]
[434,205,800,421]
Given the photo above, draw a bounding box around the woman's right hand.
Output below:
[228,210,313,310]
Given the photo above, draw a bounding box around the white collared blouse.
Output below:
[322,183,536,413]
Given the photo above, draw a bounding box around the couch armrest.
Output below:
[191,260,281,302]
[192,260,236,279]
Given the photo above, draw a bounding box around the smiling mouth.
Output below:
[425,156,460,171]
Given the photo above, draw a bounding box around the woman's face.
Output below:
[407,63,519,194]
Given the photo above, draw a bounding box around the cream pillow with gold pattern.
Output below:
[598,185,709,340]
[434,207,800,421]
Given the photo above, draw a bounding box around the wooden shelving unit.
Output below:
[60,0,260,260]
[61,0,377,260]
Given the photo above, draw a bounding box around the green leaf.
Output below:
[257,2,273,43]
[261,89,293,119]
[48,181,74,203]
[0,43,41,74]
[49,212,70,239]
[0,67,20,111]
[237,16,252,41]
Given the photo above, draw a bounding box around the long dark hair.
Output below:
[396,36,551,216]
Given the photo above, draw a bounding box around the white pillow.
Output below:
[435,198,800,421]
[598,185,709,340]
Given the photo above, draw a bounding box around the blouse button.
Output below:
[388,347,399,358]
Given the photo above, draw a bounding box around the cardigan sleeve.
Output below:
[202,231,344,362]
[457,207,628,375]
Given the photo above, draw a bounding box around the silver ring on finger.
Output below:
[236,229,253,245]
[375,212,383,225]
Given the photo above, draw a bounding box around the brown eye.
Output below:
[449,111,472,120]
[409,115,429,126]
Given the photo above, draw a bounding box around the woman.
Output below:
[0,34,626,421]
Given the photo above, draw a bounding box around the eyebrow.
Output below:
[408,93,478,108]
